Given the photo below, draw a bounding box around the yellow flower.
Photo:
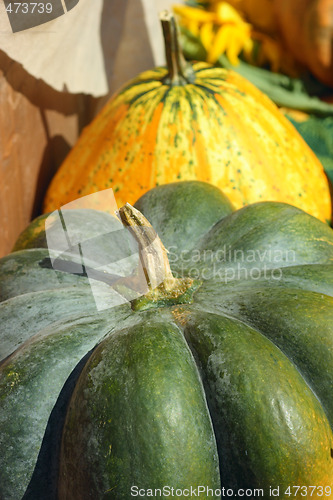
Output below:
[173,4,215,23]
[214,2,245,24]
[173,1,302,76]
[173,2,254,65]
[203,0,278,34]
[207,23,253,64]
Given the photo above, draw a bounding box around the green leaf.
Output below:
[288,115,333,184]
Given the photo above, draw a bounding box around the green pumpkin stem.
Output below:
[118,203,201,311]
[118,203,174,290]
[160,11,195,86]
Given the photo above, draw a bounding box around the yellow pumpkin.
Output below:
[43,13,331,222]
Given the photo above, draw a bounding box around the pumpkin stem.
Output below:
[160,11,195,86]
[118,203,174,290]
[118,203,201,311]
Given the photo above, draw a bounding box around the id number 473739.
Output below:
[5,3,53,14]
[284,486,331,496]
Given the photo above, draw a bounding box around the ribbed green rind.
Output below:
[192,202,333,278]
[59,319,220,499]
[0,287,102,362]
[0,309,130,500]
[12,209,123,253]
[12,213,52,252]
[193,264,333,297]
[194,285,333,428]
[0,249,91,303]
[4,210,139,303]
[182,311,333,494]
[134,181,234,257]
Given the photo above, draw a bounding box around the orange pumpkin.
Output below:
[274,0,333,87]
[43,13,331,222]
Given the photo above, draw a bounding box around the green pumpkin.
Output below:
[0,181,333,500]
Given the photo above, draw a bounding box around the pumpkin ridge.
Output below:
[127,84,166,106]
[195,265,333,297]
[193,284,333,429]
[0,310,105,365]
[180,310,333,488]
[58,319,220,498]
[123,78,164,91]
[194,203,297,254]
[0,285,93,309]
[190,82,225,99]
[0,312,121,500]
[195,202,333,266]
[193,64,228,77]
[158,85,172,106]
[0,288,131,365]
[116,73,167,98]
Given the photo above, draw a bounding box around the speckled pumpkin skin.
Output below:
[43,63,331,223]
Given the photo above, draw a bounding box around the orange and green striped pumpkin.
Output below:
[43,12,331,223]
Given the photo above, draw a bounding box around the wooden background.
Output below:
[0,0,173,257]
